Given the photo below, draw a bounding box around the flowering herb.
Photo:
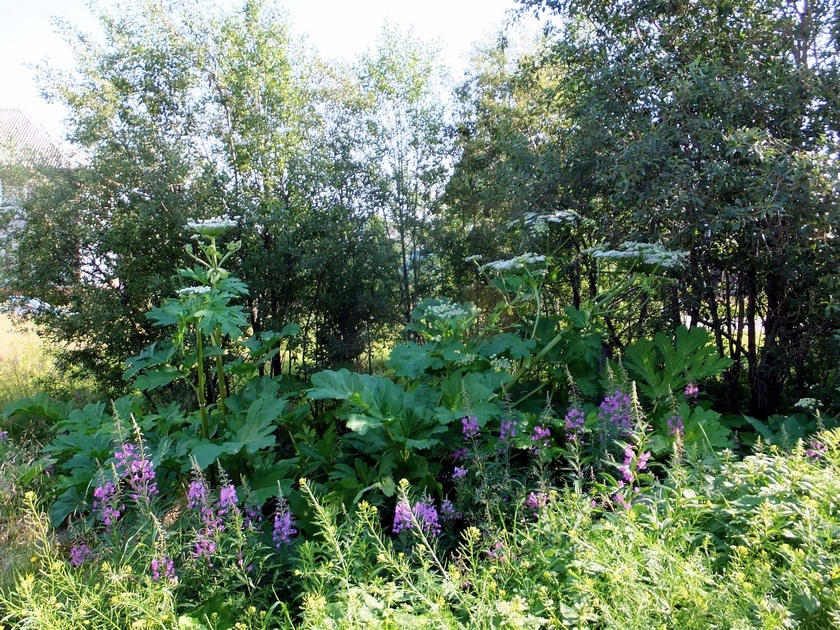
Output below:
[272,496,297,547]
[114,441,158,502]
[217,484,238,514]
[499,418,518,443]
[461,415,480,441]
[667,414,684,437]
[440,498,456,521]
[392,498,441,537]
[92,480,122,532]
[151,556,176,582]
[685,383,699,403]
[563,408,586,444]
[597,390,633,445]
[452,466,468,479]
[452,448,469,460]
[531,425,552,451]
[69,543,94,568]
[526,491,549,514]
[392,499,413,535]
[806,439,827,459]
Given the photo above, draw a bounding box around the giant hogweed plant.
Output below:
[5,218,302,524]
[303,252,729,512]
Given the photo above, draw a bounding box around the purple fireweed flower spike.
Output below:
[413,500,441,536]
[526,491,548,514]
[272,496,297,547]
[531,425,552,451]
[462,415,480,440]
[92,480,122,531]
[187,478,208,510]
[667,414,684,437]
[452,447,469,460]
[806,439,827,459]
[115,441,158,501]
[597,390,634,440]
[393,499,413,534]
[151,556,176,582]
[217,484,238,514]
[685,383,699,403]
[440,498,456,521]
[564,408,586,444]
[499,418,517,443]
[69,543,93,568]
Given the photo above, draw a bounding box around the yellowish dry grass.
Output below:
[0,313,49,404]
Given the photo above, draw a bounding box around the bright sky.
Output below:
[0,0,527,139]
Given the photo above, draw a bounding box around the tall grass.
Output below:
[0,314,46,407]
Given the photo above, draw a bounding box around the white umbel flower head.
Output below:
[177,286,212,296]
[187,217,238,238]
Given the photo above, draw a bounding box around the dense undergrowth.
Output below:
[1,225,838,628]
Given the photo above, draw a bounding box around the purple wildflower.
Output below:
[194,538,217,559]
[0,430,8,442]
[526,491,549,514]
[487,540,506,563]
[564,408,586,444]
[452,466,468,479]
[685,383,699,404]
[806,439,827,459]
[618,445,651,484]
[413,501,441,537]
[499,419,517,443]
[666,414,684,437]
[69,543,93,568]
[187,478,208,510]
[531,425,552,450]
[217,484,238,514]
[244,502,263,528]
[440,498,456,520]
[114,441,158,502]
[92,480,122,531]
[612,488,632,510]
[151,556,176,582]
[462,416,480,440]
[393,499,413,534]
[452,448,469,460]
[272,497,297,547]
[597,390,633,443]
[393,498,441,537]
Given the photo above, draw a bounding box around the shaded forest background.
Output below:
[2,0,838,419]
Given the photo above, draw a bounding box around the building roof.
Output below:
[0,108,64,167]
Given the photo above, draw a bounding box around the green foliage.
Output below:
[625,325,734,408]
